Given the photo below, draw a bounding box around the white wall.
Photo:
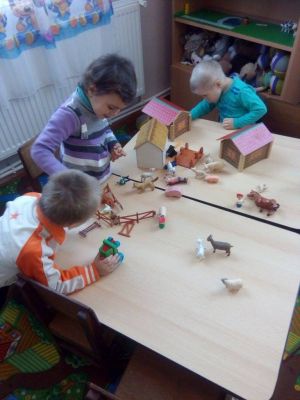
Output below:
[140,0,172,99]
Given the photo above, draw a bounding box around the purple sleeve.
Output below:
[31,107,80,175]
[104,127,119,152]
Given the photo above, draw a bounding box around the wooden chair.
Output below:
[17,136,44,192]
[85,382,122,400]
[12,274,115,366]
[86,345,225,400]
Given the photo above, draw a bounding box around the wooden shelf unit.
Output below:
[171,0,300,107]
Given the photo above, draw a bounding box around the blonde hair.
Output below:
[39,170,100,226]
[190,60,226,93]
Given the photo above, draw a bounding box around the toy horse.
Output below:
[247,190,280,216]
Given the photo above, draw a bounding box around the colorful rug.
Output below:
[0,300,88,400]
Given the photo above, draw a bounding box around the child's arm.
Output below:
[17,248,120,295]
[104,129,126,161]
[190,99,215,120]
[232,88,267,129]
[31,107,80,175]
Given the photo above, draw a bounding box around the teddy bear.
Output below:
[9,0,39,45]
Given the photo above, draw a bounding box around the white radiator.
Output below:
[0,0,144,161]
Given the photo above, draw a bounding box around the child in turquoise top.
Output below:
[190,60,267,129]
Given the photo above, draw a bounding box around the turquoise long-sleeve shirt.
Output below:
[190,77,267,129]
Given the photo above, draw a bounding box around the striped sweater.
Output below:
[31,89,118,182]
[190,77,267,129]
[0,193,99,294]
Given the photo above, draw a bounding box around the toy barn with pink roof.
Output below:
[218,123,274,171]
[142,97,191,140]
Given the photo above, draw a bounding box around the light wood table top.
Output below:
[112,119,300,231]
[56,176,300,400]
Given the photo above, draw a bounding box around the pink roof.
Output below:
[217,123,273,156]
[142,98,185,126]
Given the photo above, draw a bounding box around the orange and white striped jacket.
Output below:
[0,193,99,294]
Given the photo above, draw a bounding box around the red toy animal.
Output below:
[247,190,280,216]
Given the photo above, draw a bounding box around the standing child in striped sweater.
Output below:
[0,170,121,296]
[31,54,137,183]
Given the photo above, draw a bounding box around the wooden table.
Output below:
[112,119,300,231]
[56,176,300,400]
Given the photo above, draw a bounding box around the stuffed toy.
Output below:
[181,32,205,64]
[239,62,257,84]
[209,35,231,61]
[256,70,273,92]
[269,75,284,95]
[270,51,289,79]
[191,51,202,65]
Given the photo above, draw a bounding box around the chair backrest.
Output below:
[18,136,44,191]
[13,274,111,364]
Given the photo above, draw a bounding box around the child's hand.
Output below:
[93,253,121,276]
[222,118,234,130]
[111,143,126,161]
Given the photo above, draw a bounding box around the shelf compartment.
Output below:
[171,62,285,104]
[175,9,294,52]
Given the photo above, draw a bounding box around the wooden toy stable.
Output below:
[171,0,300,137]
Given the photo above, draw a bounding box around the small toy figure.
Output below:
[101,184,123,210]
[221,278,243,292]
[191,167,207,180]
[207,234,233,256]
[158,206,166,229]
[166,161,176,176]
[236,193,245,208]
[101,204,112,214]
[166,145,177,158]
[191,168,219,183]
[196,238,205,260]
[202,153,214,164]
[184,1,190,15]
[99,236,124,263]
[203,160,225,173]
[204,175,219,184]
[280,20,295,34]
[247,190,280,216]
[133,177,158,192]
[140,172,154,182]
[117,176,130,185]
[165,186,182,198]
[165,176,188,185]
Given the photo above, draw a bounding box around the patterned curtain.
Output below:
[0,0,113,58]
[0,0,114,106]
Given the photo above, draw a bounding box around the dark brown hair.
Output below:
[81,53,137,104]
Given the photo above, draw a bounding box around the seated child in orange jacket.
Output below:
[0,170,120,295]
